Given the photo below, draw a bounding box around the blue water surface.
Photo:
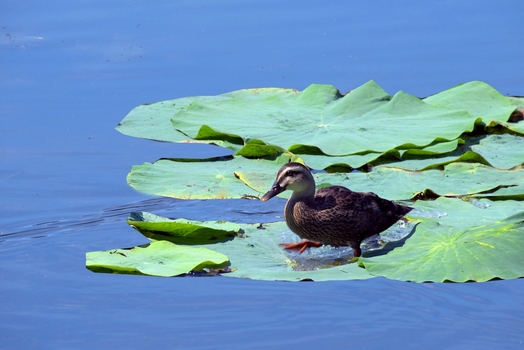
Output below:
[2,1,524,349]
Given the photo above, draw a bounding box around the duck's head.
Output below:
[260,162,315,201]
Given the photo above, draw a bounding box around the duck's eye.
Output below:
[285,170,294,177]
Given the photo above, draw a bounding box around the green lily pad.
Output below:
[127,211,241,244]
[235,140,289,159]
[504,122,524,135]
[238,162,524,201]
[410,197,524,229]
[361,212,524,282]
[379,132,524,171]
[167,221,375,282]
[90,214,376,281]
[379,150,491,171]
[117,81,517,173]
[301,140,460,171]
[299,151,395,171]
[423,80,515,125]
[399,139,461,156]
[86,240,229,277]
[171,83,484,156]
[469,134,524,169]
[127,154,300,199]
[116,95,228,142]
[213,222,375,281]
[507,96,524,109]
[130,154,524,201]
[89,201,524,282]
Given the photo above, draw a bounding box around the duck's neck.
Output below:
[289,187,315,203]
[284,188,315,232]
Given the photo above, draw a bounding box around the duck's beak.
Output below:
[260,183,285,201]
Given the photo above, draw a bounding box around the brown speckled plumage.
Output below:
[261,162,412,257]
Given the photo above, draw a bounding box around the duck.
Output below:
[260,162,412,257]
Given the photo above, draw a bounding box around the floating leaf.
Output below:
[238,162,524,201]
[214,222,376,281]
[90,201,524,282]
[170,83,487,156]
[361,211,524,282]
[235,140,288,159]
[116,95,228,142]
[136,218,375,281]
[127,154,298,199]
[86,241,229,277]
[379,150,491,171]
[117,81,517,172]
[469,134,524,169]
[508,96,524,109]
[130,154,524,201]
[410,197,524,229]
[423,81,515,125]
[299,151,395,171]
[301,140,460,171]
[127,211,241,244]
[379,132,524,171]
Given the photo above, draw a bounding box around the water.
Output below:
[2,1,524,348]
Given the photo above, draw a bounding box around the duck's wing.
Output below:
[314,186,412,230]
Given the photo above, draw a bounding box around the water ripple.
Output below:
[0,197,283,242]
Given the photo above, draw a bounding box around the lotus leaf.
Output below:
[379,150,491,171]
[86,240,229,277]
[361,212,524,282]
[116,95,228,142]
[508,96,524,109]
[127,211,241,244]
[89,201,524,282]
[410,197,524,229]
[238,162,524,201]
[134,216,376,281]
[423,81,515,125]
[127,154,300,200]
[117,81,518,174]
[383,134,524,171]
[130,157,524,201]
[469,134,524,169]
[171,84,481,156]
[301,140,460,170]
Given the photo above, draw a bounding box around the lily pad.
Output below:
[127,211,241,244]
[299,151,396,171]
[89,202,524,282]
[508,96,524,109]
[409,197,524,229]
[199,221,376,281]
[238,162,524,201]
[301,140,460,171]
[423,80,515,125]
[361,212,524,282]
[129,155,524,201]
[382,134,524,171]
[86,240,229,277]
[469,134,524,169]
[115,213,372,281]
[117,80,517,173]
[379,150,491,171]
[171,83,483,156]
[116,95,228,142]
[127,154,300,199]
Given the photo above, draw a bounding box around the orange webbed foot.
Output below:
[280,240,323,254]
